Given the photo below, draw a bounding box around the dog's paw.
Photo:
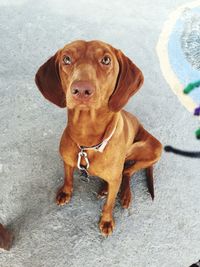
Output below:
[99,218,115,237]
[56,188,72,206]
[120,189,132,208]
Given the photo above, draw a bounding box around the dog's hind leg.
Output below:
[120,126,162,206]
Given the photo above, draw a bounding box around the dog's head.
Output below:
[35,40,144,112]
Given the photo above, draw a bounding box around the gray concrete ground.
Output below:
[0,0,200,266]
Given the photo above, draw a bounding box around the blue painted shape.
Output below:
[168,6,200,105]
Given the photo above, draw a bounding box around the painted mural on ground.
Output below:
[156,0,200,113]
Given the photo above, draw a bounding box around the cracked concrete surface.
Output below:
[0,0,200,266]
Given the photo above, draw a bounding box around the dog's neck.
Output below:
[67,107,119,147]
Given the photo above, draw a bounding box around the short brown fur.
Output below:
[35,40,162,236]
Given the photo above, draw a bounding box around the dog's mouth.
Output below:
[69,96,96,110]
[73,96,95,105]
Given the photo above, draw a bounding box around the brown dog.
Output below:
[35,40,162,236]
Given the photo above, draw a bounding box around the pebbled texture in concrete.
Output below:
[0,0,200,266]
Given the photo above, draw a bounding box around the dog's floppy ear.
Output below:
[108,49,144,112]
[35,52,66,108]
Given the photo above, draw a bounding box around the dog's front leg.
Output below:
[56,163,74,205]
[99,177,121,236]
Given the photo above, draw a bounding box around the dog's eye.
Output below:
[63,56,72,65]
[101,56,111,65]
